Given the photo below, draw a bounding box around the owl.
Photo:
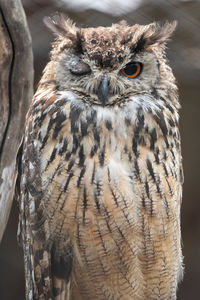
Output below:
[17,15,184,300]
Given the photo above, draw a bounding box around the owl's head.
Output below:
[43,15,177,107]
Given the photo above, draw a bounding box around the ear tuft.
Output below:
[145,21,177,46]
[43,14,78,41]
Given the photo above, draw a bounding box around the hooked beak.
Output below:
[97,74,109,105]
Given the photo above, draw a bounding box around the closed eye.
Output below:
[70,61,91,76]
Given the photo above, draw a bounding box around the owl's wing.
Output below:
[131,107,184,298]
[16,137,72,300]
[16,137,52,299]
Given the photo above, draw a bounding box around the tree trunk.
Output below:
[0,0,33,242]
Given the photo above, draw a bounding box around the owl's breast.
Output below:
[33,95,180,227]
[33,97,143,246]
[40,134,139,234]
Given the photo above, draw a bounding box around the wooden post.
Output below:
[0,0,33,242]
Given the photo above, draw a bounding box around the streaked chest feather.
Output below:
[26,91,181,232]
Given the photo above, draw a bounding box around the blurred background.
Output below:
[0,0,200,299]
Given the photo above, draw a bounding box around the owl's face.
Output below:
[44,16,177,107]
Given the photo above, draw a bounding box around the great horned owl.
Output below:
[18,15,183,300]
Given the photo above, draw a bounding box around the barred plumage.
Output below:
[18,15,183,299]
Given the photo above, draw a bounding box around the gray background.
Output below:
[0,0,200,299]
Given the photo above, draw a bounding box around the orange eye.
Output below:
[121,62,142,78]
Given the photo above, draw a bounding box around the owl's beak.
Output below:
[97,74,109,105]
